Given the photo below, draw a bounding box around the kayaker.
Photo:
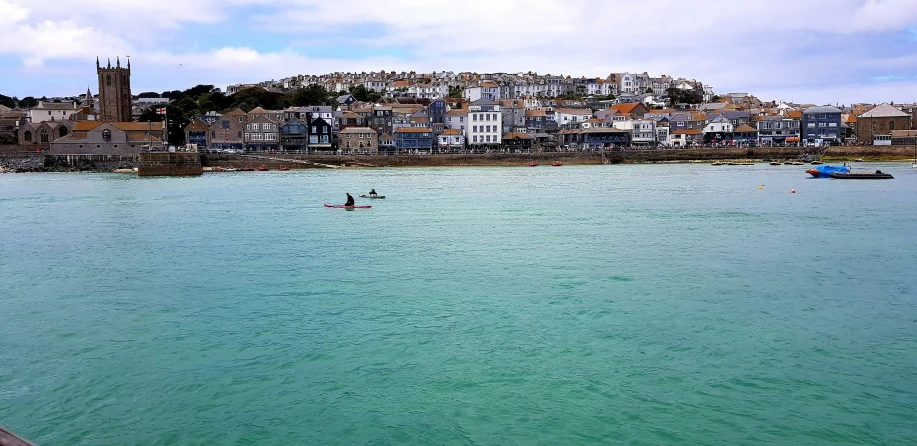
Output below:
[369,188,378,197]
[345,192,354,207]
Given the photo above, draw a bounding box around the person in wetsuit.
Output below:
[369,188,378,197]
[345,192,355,206]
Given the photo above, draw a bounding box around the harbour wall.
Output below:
[137,153,202,176]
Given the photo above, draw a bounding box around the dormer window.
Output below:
[102,129,112,140]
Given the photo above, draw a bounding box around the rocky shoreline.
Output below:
[1,146,913,173]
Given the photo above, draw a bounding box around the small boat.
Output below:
[810,161,823,165]
[552,161,562,166]
[527,162,539,167]
[212,167,225,172]
[854,158,865,162]
[223,166,238,171]
[791,161,804,165]
[711,162,724,166]
[740,162,754,165]
[806,169,821,177]
[784,161,793,165]
[278,166,290,171]
[324,204,372,208]
[257,166,270,171]
[770,162,781,166]
[359,195,385,199]
[829,171,894,179]
[727,162,739,166]
[241,167,255,171]
[806,165,850,178]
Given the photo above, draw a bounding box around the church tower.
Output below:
[96,56,132,122]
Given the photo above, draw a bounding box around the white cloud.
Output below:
[2,0,917,103]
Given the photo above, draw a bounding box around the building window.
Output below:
[59,127,68,138]
[39,130,50,143]
[889,120,895,130]
[24,131,31,142]
[238,131,242,138]
[106,74,111,86]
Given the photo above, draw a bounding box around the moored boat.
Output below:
[854,158,865,162]
[552,161,562,166]
[770,162,781,166]
[527,161,538,167]
[806,165,850,178]
[257,165,270,171]
[278,166,290,171]
[829,170,894,179]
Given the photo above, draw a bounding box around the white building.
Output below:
[445,108,467,133]
[466,98,502,147]
[613,119,658,145]
[29,101,80,123]
[438,128,465,150]
[464,81,501,102]
[554,108,593,127]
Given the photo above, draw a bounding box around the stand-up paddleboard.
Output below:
[359,195,385,199]
[324,204,371,208]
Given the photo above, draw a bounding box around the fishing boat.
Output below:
[552,161,562,166]
[278,166,290,171]
[829,170,893,179]
[806,165,850,178]
[257,165,270,171]
[527,161,539,167]
[791,161,804,165]
[810,161,823,165]
[784,161,794,165]
[223,166,238,171]
[770,162,781,166]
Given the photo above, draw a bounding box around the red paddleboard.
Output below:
[324,204,371,208]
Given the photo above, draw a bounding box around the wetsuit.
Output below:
[345,194,355,206]
[369,189,377,197]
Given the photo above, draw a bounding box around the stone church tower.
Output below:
[96,56,132,122]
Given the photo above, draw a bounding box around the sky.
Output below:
[2,0,917,105]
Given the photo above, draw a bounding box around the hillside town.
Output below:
[2,61,916,156]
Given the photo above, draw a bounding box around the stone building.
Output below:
[18,120,75,149]
[209,109,246,152]
[339,126,378,154]
[50,121,165,154]
[97,56,132,122]
[856,104,912,144]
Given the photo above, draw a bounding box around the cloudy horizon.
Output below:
[2,0,917,105]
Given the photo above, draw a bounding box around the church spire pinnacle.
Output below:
[107,58,111,68]
[96,56,100,68]
[116,56,120,68]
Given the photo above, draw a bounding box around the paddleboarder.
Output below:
[369,188,378,197]
[345,192,355,207]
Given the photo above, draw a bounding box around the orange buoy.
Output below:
[791,189,796,194]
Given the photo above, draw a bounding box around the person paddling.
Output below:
[369,188,378,197]
[345,192,355,207]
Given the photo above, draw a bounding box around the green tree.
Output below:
[0,93,16,109]
[138,104,190,147]
[289,84,335,107]
[137,92,160,98]
[18,96,38,108]
[666,87,702,105]
[349,84,381,102]
[448,85,463,98]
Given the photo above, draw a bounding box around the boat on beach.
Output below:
[552,161,562,166]
[527,161,538,167]
[278,166,290,171]
[257,166,270,171]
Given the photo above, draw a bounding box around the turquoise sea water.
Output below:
[1,164,916,445]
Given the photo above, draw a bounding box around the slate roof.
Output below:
[858,103,910,118]
[803,106,842,114]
